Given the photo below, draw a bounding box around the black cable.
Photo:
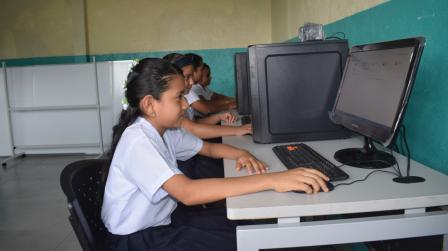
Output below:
[334,170,399,188]
[335,159,393,168]
[388,148,403,177]
[402,125,412,176]
[327,31,346,39]
[334,159,401,177]
[325,36,343,40]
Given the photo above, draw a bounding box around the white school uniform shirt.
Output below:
[184,89,200,120]
[191,84,214,101]
[101,117,203,235]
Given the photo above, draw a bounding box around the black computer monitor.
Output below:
[248,40,351,143]
[234,52,251,116]
[330,37,425,170]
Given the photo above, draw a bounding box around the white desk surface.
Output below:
[223,135,448,220]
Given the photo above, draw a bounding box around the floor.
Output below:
[0,155,92,251]
[0,155,358,251]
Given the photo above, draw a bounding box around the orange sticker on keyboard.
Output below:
[287,145,298,151]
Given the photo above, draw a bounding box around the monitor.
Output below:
[248,40,351,143]
[330,37,425,169]
[234,52,251,116]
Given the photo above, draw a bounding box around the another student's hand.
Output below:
[234,123,252,136]
[270,168,330,194]
[219,112,237,124]
[235,151,268,175]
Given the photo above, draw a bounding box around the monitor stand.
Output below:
[334,136,396,169]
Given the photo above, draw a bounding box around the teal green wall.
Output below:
[4,0,446,175]
[0,47,245,98]
[325,0,448,175]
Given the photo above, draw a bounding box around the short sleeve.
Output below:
[191,84,203,97]
[169,128,203,161]
[184,91,200,105]
[121,137,176,203]
[204,87,214,100]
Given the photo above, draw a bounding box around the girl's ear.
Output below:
[140,95,156,116]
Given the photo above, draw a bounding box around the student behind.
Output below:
[191,63,236,112]
[163,53,251,139]
[164,53,249,180]
[101,58,330,251]
[184,53,237,116]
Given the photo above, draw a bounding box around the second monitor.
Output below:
[248,40,351,143]
[234,52,251,116]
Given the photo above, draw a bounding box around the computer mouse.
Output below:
[293,181,334,194]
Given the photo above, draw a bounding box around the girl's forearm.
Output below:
[174,174,274,205]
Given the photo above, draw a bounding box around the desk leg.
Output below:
[236,210,448,251]
[444,234,448,251]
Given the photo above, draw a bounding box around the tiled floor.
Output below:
[0,155,358,251]
[0,155,92,251]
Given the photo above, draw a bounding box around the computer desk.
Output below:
[223,134,448,251]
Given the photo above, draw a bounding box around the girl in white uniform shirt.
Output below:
[191,63,236,110]
[164,53,250,180]
[184,54,237,117]
[101,58,330,251]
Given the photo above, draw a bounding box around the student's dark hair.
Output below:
[203,63,210,71]
[163,53,183,63]
[163,53,194,69]
[103,58,182,181]
[184,53,203,69]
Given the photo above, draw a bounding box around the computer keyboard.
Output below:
[272,143,349,181]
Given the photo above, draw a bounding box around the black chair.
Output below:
[60,159,109,251]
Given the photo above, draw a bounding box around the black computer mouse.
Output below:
[293,181,334,194]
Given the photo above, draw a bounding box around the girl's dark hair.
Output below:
[184,53,203,69]
[203,63,210,71]
[163,53,183,63]
[103,58,182,181]
[163,53,194,69]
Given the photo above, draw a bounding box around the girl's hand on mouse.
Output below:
[233,123,252,136]
[235,151,268,175]
[270,168,330,194]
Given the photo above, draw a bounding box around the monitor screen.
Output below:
[331,37,425,145]
[330,37,425,169]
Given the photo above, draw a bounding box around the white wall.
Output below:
[0,60,133,155]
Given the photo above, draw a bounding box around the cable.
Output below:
[402,125,412,176]
[335,159,393,168]
[387,148,403,177]
[334,169,399,188]
[327,31,346,40]
[334,159,401,177]
[325,36,343,40]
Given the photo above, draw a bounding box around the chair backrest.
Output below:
[60,159,108,251]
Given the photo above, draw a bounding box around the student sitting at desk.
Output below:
[163,53,250,138]
[164,53,250,180]
[183,53,237,116]
[191,63,236,114]
[101,58,330,251]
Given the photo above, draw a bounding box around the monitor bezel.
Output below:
[234,52,250,115]
[330,37,425,146]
